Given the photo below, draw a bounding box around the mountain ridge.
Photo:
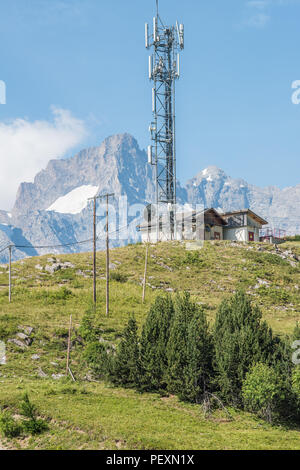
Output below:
[0,133,299,262]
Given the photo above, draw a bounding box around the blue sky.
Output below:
[0,0,300,209]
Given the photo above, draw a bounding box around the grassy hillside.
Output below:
[0,240,300,450]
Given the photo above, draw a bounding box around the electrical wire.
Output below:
[0,244,10,255]
[1,223,135,253]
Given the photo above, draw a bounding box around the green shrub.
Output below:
[83,341,114,379]
[292,367,300,404]
[0,324,17,340]
[34,287,73,304]
[179,251,204,267]
[0,410,22,438]
[20,393,48,435]
[242,363,286,423]
[258,286,291,304]
[246,251,288,266]
[293,323,300,341]
[78,309,103,343]
[286,235,300,242]
[110,272,128,283]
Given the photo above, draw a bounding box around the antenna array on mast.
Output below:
[145,1,184,239]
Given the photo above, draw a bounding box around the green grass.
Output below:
[0,240,300,449]
[1,380,300,450]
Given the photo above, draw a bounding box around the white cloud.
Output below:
[247,1,270,9]
[242,0,297,28]
[0,107,88,210]
[244,0,271,27]
[246,12,271,27]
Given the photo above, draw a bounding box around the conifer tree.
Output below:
[111,316,141,388]
[167,292,213,401]
[180,309,214,403]
[213,290,277,404]
[140,295,174,391]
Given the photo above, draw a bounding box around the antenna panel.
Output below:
[148,145,153,165]
[148,55,153,80]
[145,23,149,49]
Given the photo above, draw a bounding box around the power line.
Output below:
[0,223,133,253]
[0,244,10,254]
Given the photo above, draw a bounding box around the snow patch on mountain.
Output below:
[46,185,99,215]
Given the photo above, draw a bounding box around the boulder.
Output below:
[7,339,28,350]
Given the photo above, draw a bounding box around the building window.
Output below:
[214,232,221,240]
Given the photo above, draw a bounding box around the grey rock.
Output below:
[18,325,34,335]
[7,339,28,350]
[16,332,33,346]
[45,263,61,274]
[52,373,65,380]
[38,368,48,378]
[31,354,40,360]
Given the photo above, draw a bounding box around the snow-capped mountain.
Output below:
[186,166,300,235]
[0,134,299,262]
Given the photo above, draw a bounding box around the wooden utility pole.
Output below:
[101,193,115,316]
[142,243,149,303]
[89,195,99,308]
[106,194,110,316]
[89,193,114,314]
[66,315,72,375]
[8,245,12,303]
[93,197,97,306]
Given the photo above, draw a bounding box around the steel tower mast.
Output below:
[145,1,184,240]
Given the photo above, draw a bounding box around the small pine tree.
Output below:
[180,309,214,403]
[111,316,141,389]
[167,292,214,402]
[213,290,276,404]
[20,393,48,435]
[140,295,174,391]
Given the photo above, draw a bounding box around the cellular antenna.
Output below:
[145,0,184,241]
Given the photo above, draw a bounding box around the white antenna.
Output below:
[148,55,153,80]
[145,23,149,49]
[177,53,180,78]
[152,88,156,112]
[179,24,184,49]
[148,145,153,165]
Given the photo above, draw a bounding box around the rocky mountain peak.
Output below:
[0,133,300,263]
